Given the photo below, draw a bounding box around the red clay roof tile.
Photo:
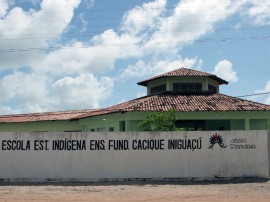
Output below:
[1,67,269,123]
[1,93,270,123]
[137,67,228,86]
[75,92,270,119]
[0,109,95,123]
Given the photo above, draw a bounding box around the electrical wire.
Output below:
[237,92,270,98]
[0,35,269,53]
[4,16,270,24]
[1,26,270,41]
[6,4,270,14]
[4,20,270,32]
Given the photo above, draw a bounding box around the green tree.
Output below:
[139,110,178,131]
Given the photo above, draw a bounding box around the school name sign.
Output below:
[0,133,257,152]
[0,138,203,151]
[0,131,268,181]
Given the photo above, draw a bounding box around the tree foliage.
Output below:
[139,110,178,131]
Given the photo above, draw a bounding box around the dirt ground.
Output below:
[0,178,270,202]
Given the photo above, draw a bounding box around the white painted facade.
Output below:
[0,131,268,181]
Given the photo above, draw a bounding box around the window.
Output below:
[119,121,126,132]
[219,127,225,131]
[175,120,205,131]
[173,83,202,92]
[208,84,217,93]
[150,84,166,94]
[250,119,267,130]
[108,127,114,132]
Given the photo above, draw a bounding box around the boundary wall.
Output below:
[0,131,268,182]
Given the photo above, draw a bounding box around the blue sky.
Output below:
[0,0,270,114]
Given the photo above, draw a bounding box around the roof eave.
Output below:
[137,75,229,86]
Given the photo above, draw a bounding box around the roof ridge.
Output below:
[0,108,96,118]
[72,94,158,120]
[71,108,114,119]
[120,94,157,111]
[74,92,270,120]
[1,92,270,123]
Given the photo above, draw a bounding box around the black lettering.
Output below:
[132,139,164,150]
[187,140,192,150]
[2,140,7,150]
[25,140,30,150]
[160,140,164,150]
[197,138,202,149]
[108,140,114,150]
[34,140,42,150]
[192,139,197,151]
[108,140,129,150]
[52,139,86,150]
[168,138,202,150]
[132,140,137,150]
[230,144,256,149]
[1,140,30,151]
[90,140,105,150]
[45,140,49,150]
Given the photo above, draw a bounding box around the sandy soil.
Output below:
[0,179,270,202]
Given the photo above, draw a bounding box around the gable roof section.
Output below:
[75,92,270,119]
[137,67,229,86]
[0,109,95,123]
[1,92,270,123]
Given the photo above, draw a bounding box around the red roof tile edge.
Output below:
[0,109,96,123]
[75,92,270,119]
[0,92,270,123]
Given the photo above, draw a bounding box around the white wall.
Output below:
[0,131,268,181]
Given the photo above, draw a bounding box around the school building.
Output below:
[0,67,270,133]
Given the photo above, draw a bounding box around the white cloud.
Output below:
[0,72,47,103]
[1,0,270,114]
[77,13,88,33]
[25,0,42,6]
[136,91,147,98]
[0,72,48,114]
[266,97,270,104]
[0,0,8,17]
[0,106,20,115]
[1,0,262,74]
[33,30,141,75]
[120,57,198,79]
[233,0,270,27]
[117,99,126,104]
[34,42,117,74]
[213,60,238,82]
[0,72,114,114]
[247,0,270,25]
[144,0,240,54]
[82,0,95,9]
[121,0,166,35]
[255,81,270,104]
[51,74,114,110]
[196,59,203,70]
[0,0,81,70]
[90,29,141,59]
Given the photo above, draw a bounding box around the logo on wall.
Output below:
[208,133,227,149]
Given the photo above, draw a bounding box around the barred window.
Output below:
[208,84,217,93]
[150,84,166,94]
[173,83,202,92]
